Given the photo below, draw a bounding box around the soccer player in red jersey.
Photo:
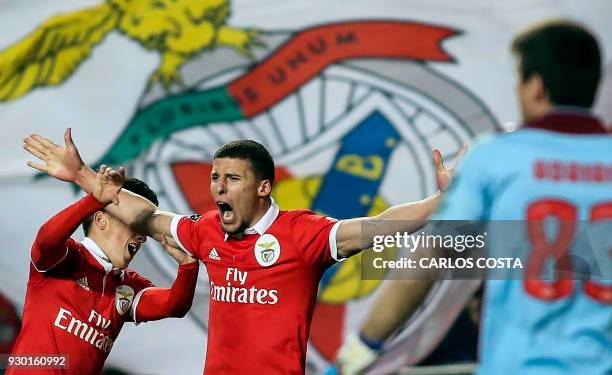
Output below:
[23,128,462,374]
[9,158,199,374]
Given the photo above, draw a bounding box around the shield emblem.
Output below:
[115,285,135,315]
[262,249,275,263]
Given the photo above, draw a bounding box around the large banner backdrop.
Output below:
[1,1,610,373]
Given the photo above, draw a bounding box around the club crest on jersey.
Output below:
[189,214,202,222]
[254,234,281,267]
[115,285,135,315]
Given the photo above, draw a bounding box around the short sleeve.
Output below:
[432,138,493,221]
[291,211,343,267]
[125,270,155,323]
[170,214,205,258]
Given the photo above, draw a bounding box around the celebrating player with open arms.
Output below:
[23,128,464,374]
[9,151,198,374]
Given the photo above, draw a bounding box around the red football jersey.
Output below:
[9,196,154,375]
[171,199,341,374]
[9,239,153,374]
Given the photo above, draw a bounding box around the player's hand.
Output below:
[94,165,125,205]
[23,128,85,182]
[335,333,379,375]
[157,235,197,265]
[433,144,468,192]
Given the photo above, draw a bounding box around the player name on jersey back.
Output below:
[534,160,612,183]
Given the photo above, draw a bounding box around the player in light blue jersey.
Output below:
[464,20,611,375]
[337,20,610,375]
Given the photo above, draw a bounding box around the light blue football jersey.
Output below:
[433,113,612,374]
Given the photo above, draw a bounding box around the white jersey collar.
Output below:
[224,197,280,241]
[81,237,121,275]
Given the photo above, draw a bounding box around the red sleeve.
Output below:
[31,194,106,272]
[170,214,210,259]
[127,270,156,292]
[291,210,342,267]
[121,271,154,322]
[132,262,199,323]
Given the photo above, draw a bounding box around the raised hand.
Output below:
[157,235,197,265]
[94,165,125,205]
[433,144,468,192]
[23,128,85,182]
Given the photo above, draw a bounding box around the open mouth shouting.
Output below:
[217,201,235,224]
[127,242,140,257]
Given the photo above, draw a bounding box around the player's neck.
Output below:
[87,233,115,264]
[246,197,272,229]
[523,103,553,124]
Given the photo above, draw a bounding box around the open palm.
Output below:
[23,128,85,182]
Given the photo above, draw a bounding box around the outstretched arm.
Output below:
[32,195,104,272]
[23,128,174,238]
[31,162,124,271]
[335,146,467,258]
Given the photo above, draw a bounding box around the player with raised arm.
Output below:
[23,128,464,374]
[337,19,611,375]
[9,160,199,374]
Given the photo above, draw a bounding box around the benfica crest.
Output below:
[2,7,500,372]
[115,285,135,316]
[116,21,498,372]
[254,234,281,267]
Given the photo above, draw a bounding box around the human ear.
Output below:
[258,180,272,197]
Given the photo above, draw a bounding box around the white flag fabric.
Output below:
[1,1,610,374]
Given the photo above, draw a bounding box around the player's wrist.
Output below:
[169,248,198,266]
[84,193,109,209]
[178,257,198,267]
[74,165,96,193]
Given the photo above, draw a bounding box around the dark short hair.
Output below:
[511,19,601,107]
[214,140,275,184]
[82,177,159,235]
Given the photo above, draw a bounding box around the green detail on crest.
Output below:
[95,86,245,166]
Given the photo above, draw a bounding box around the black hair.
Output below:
[82,177,159,235]
[511,19,601,107]
[213,140,275,183]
